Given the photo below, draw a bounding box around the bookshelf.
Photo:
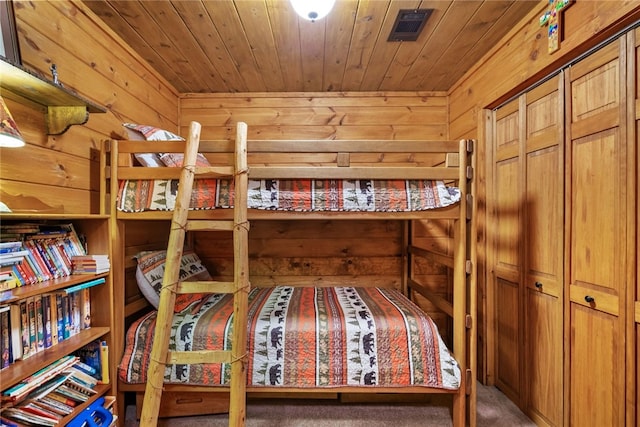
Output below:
[0,213,115,425]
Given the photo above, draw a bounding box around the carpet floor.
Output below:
[125,383,535,426]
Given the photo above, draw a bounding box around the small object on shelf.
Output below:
[71,254,110,275]
[50,64,62,86]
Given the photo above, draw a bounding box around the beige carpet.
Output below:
[125,383,535,426]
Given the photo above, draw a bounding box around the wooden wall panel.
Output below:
[0,0,179,214]
[179,92,449,141]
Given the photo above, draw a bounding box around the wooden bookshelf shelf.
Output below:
[0,273,108,305]
[1,326,109,389]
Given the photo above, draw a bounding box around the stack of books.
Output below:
[71,255,110,275]
[0,355,101,426]
[0,242,30,291]
[0,223,87,288]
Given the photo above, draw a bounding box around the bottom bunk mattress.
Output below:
[118,286,460,390]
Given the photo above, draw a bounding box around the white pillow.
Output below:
[134,249,211,312]
[122,123,184,167]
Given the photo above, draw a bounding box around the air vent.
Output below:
[388,9,432,42]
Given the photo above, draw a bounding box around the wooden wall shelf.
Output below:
[0,58,107,135]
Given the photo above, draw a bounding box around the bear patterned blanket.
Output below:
[116,178,460,212]
[118,286,461,390]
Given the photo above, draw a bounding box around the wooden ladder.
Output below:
[140,121,250,427]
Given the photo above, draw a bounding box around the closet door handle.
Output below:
[534,281,543,289]
[584,295,595,303]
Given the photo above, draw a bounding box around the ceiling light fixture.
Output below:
[0,95,25,148]
[290,0,336,22]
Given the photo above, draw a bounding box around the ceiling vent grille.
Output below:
[388,9,432,42]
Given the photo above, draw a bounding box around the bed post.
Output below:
[451,138,476,427]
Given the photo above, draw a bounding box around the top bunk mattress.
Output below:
[117,178,460,213]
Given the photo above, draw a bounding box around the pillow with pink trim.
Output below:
[122,123,184,167]
[134,249,211,312]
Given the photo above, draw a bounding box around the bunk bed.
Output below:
[101,122,476,426]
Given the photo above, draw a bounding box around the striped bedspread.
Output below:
[118,286,461,390]
[116,178,460,212]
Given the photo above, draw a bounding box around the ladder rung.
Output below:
[194,166,234,177]
[186,220,235,231]
[177,280,236,294]
[167,350,232,365]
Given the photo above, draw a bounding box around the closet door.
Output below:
[491,99,523,406]
[566,38,628,427]
[523,75,564,427]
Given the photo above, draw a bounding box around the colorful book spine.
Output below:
[54,292,64,344]
[63,277,106,294]
[9,303,23,361]
[34,295,44,352]
[46,294,59,346]
[26,296,37,356]
[70,291,81,336]
[1,306,11,368]
[62,294,71,340]
[19,300,30,359]
[80,288,91,330]
[42,294,52,349]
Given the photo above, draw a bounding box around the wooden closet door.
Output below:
[523,75,564,427]
[491,98,523,405]
[566,38,627,427]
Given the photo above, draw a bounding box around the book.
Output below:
[54,384,88,403]
[63,375,97,396]
[64,365,98,388]
[36,395,74,415]
[18,300,30,359]
[70,291,81,336]
[43,391,77,408]
[34,295,44,352]
[63,277,106,294]
[1,407,57,426]
[53,293,64,344]
[80,288,91,330]
[26,297,37,356]
[20,401,63,421]
[41,294,52,349]
[72,360,98,377]
[73,340,102,382]
[0,306,11,369]
[9,303,23,361]
[45,294,59,346]
[0,241,23,254]
[61,294,71,341]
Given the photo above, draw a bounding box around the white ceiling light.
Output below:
[290,0,336,22]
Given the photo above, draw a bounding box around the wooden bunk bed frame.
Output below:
[101,122,476,426]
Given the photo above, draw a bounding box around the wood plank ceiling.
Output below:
[82,0,540,94]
